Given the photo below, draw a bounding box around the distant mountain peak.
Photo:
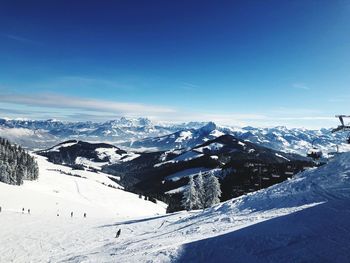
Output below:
[199,121,217,133]
[107,117,153,127]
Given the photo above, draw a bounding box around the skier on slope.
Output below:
[115,229,121,238]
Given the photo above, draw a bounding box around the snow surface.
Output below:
[95,147,122,162]
[75,156,108,170]
[172,151,204,162]
[0,155,165,219]
[209,129,225,137]
[165,167,212,182]
[2,153,350,262]
[175,131,193,143]
[195,142,224,153]
[275,153,290,161]
[48,141,78,152]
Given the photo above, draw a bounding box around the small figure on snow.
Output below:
[71,211,73,218]
[22,208,24,214]
[27,209,30,214]
[115,229,121,238]
[83,212,86,218]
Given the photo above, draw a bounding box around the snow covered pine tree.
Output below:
[204,172,222,208]
[195,171,205,209]
[0,137,39,185]
[181,176,200,211]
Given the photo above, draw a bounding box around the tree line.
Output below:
[0,137,39,185]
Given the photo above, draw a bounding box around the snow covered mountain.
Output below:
[0,117,208,149]
[234,126,349,156]
[36,140,141,171]
[125,122,229,151]
[1,151,350,262]
[1,117,349,157]
[127,122,350,156]
[104,134,313,212]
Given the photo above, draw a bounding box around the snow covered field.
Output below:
[1,153,350,262]
[0,155,166,219]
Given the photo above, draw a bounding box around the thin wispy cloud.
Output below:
[328,96,350,103]
[1,34,42,46]
[270,107,323,115]
[0,92,176,117]
[292,83,310,90]
[180,82,199,91]
[57,76,132,90]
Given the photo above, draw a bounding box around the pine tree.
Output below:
[204,172,222,208]
[182,176,200,211]
[195,172,205,209]
[0,137,39,185]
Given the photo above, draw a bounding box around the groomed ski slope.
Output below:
[0,155,166,219]
[1,153,350,262]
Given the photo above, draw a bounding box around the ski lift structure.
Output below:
[307,138,323,160]
[332,115,350,144]
[328,145,340,159]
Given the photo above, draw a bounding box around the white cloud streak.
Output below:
[0,93,175,116]
[2,34,42,46]
[292,83,310,90]
[0,92,338,129]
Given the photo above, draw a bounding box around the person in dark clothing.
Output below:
[71,211,73,217]
[27,209,30,214]
[83,213,86,218]
[22,208,24,214]
[115,229,121,238]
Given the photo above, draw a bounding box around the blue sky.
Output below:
[0,0,349,128]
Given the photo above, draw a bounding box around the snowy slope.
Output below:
[0,155,166,219]
[1,152,350,262]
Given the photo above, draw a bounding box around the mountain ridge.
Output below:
[0,117,349,157]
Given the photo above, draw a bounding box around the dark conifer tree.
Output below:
[0,137,39,185]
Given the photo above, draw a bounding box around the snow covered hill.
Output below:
[1,150,350,262]
[36,140,140,171]
[0,155,166,219]
[104,134,312,207]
